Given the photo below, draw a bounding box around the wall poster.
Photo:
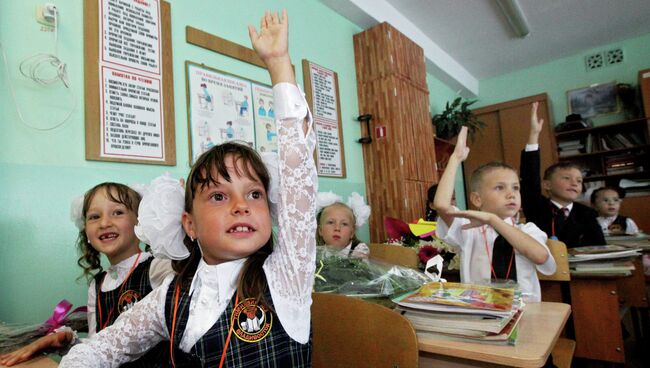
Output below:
[185,61,278,164]
[302,59,346,178]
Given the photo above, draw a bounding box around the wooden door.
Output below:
[466,94,556,207]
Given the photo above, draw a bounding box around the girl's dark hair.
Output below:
[315,202,360,247]
[76,183,141,282]
[590,186,626,204]
[173,142,273,307]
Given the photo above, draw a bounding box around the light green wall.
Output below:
[476,32,650,126]
[0,0,368,324]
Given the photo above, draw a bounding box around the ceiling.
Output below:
[320,0,650,96]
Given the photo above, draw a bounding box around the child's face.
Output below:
[318,204,355,249]
[543,168,583,204]
[85,188,140,265]
[593,189,622,217]
[183,155,272,264]
[471,168,521,219]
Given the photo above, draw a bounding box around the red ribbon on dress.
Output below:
[43,299,87,334]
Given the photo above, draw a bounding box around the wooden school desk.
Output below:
[570,256,648,363]
[417,302,571,368]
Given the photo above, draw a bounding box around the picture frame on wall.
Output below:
[185,61,278,165]
[567,81,620,118]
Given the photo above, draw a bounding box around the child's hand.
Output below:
[528,102,544,144]
[451,126,470,162]
[0,331,71,366]
[248,10,289,67]
[448,209,496,230]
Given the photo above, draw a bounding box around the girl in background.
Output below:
[316,192,371,259]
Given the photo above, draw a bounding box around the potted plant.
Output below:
[432,97,485,142]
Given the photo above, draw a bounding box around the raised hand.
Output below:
[451,126,470,162]
[248,11,288,63]
[528,101,544,144]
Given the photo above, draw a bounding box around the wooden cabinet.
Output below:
[466,94,557,208]
[640,68,650,118]
[354,23,437,242]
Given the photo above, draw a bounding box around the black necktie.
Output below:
[492,235,517,281]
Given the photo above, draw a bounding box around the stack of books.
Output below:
[605,154,643,175]
[557,139,584,157]
[606,233,650,251]
[568,245,642,276]
[394,282,523,345]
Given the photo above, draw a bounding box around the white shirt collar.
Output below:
[106,251,151,279]
[189,258,247,297]
[550,200,573,212]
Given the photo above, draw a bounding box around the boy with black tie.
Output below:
[434,127,556,303]
[520,102,605,247]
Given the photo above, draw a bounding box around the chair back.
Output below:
[369,243,419,269]
[538,239,570,281]
[312,293,419,368]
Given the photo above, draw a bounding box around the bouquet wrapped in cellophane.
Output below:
[313,246,430,298]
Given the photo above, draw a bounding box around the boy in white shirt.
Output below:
[434,127,556,302]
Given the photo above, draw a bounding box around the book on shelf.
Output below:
[559,149,582,157]
[558,139,582,148]
[606,166,643,176]
[614,133,634,147]
[626,131,645,146]
[585,134,594,153]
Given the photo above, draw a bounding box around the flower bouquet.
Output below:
[384,216,460,272]
[313,246,430,299]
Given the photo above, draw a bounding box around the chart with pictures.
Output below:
[186,62,277,164]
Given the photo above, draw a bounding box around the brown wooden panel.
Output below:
[464,111,503,207]
[620,195,650,234]
[570,279,625,363]
[187,26,265,68]
[498,99,555,172]
[616,258,649,308]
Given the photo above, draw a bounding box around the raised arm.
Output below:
[434,126,469,226]
[520,102,544,220]
[251,10,317,344]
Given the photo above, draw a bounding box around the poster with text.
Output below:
[304,61,345,177]
[187,62,264,164]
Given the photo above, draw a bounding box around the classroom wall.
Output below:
[475,32,650,126]
[0,0,381,324]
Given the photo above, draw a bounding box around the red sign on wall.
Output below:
[375,126,387,139]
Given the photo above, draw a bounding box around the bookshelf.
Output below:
[554,117,650,184]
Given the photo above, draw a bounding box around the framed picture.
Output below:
[567,81,620,118]
[185,61,278,164]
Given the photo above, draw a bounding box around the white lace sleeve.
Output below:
[59,276,173,368]
[263,83,317,344]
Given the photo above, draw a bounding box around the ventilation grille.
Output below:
[585,48,624,71]
[606,48,624,65]
[585,53,604,71]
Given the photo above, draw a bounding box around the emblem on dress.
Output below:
[118,290,142,313]
[232,298,272,342]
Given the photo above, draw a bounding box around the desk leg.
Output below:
[570,279,625,363]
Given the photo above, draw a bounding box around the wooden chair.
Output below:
[311,293,419,368]
[368,243,419,269]
[538,239,576,368]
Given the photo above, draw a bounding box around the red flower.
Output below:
[418,245,439,264]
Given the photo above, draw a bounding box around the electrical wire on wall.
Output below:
[0,5,76,131]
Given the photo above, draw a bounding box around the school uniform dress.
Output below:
[59,82,317,368]
[436,213,556,302]
[597,215,639,235]
[520,146,606,247]
[338,241,369,259]
[88,252,173,367]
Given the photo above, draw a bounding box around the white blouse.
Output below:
[86,251,173,336]
[60,83,317,367]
